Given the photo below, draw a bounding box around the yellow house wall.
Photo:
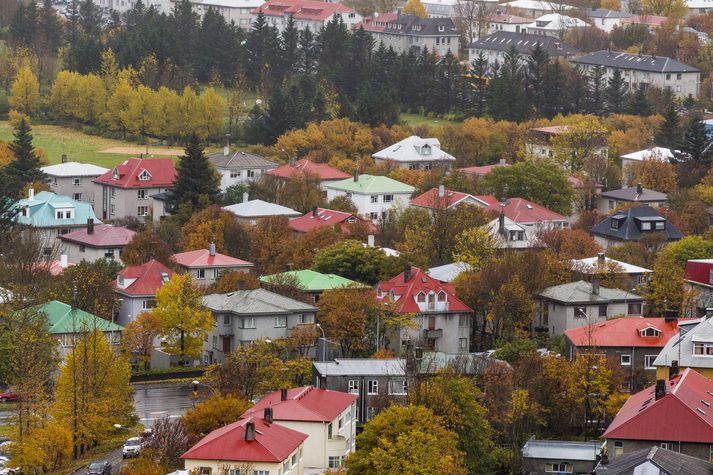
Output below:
[655,365,713,381]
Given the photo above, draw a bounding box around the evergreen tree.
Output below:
[677,114,711,186]
[39,0,63,55]
[566,66,587,115]
[605,68,626,114]
[345,27,374,100]
[469,52,489,117]
[656,104,680,149]
[526,43,549,116]
[298,27,319,75]
[436,51,463,114]
[243,104,270,145]
[4,119,46,198]
[486,46,529,122]
[172,0,199,69]
[542,59,565,118]
[626,86,652,116]
[169,135,221,210]
[279,14,300,80]
[9,1,38,48]
[264,86,290,143]
[586,65,605,115]
[318,17,351,95]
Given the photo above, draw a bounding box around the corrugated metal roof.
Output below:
[203,289,318,314]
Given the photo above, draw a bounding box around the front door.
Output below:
[222,336,231,354]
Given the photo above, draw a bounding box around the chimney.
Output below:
[498,212,505,234]
[592,277,600,296]
[245,421,255,441]
[597,252,605,264]
[264,407,273,424]
[655,379,666,400]
[354,170,359,182]
[438,185,445,198]
[223,145,229,156]
[367,234,375,247]
[312,206,318,217]
[636,183,643,195]
[209,242,216,256]
[28,188,34,200]
[87,218,94,235]
[61,154,68,163]
[669,360,679,379]
[397,7,401,19]
[281,388,288,401]
[242,192,249,203]
[706,308,713,319]
[404,263,412,283]
[60,254,68,268]
[664,309,678,322]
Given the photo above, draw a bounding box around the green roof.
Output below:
[260,270,366,292]
[325,174,415,194]
[27,300,124,334]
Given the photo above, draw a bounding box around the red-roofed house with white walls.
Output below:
[171,244,254,286]
[253,0,362,33]
[113,259,174,327]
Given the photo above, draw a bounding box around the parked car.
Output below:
[0,392,17,403]
[122,437,142,458]
[87,461,111,475]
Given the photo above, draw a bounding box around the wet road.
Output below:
[134,381,204,428]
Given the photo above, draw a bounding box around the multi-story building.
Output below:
[113,259,174,327]
[468,31,578,65]
[572,51,701,99]
[596,184,668,214]
[502,0,575,17]
[485,214,541,249]
[653,315,713,380]
[594,446,713,474]
[171,244,254,287]
[358,13,460,57]
[525,13,589,38]
[372,136,456,171]
[420,0,498,18]
[324,175,415,222]
[252,0,362,33]
[288,207,378,235]
[95,0,170,14]
[620,147,674,186]
[58,221,136,265]
[483,12,532,36]
[485,197,568,228]
[169,0,265,29]
[208,148,278,191]
[41,160,108,217]
[93,157,176,221]
[582,7,633,33]
[685,259,713,315]
[590,206,683,250]
[571,253,652,289]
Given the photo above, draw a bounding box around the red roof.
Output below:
[621,15,668,26]
[485,197,565,224]
[114,259,173,296]
[267,159,350,182]
[255,0,355,21]
[487,13,532,23]
[44,260,75,276]
[376,267,472,314]
[94,158,176,188]
[246,386,357,423]
[58,225,136,247]
[288,208,378,234]
[181,417,307,463]
[605,369,713,443]
[460,162,509,176]
[565,317,688,348]
[171,249,254,268]
[410,188,496,209]
[685,260,713,288]
[356,13,398,32]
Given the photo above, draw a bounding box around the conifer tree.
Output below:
[626,86,652,116]
[526,43,549,115]
[469,52,489,117]
[169,135,220,210]
[587,65,605,115]
[605,68,626,114]
[486,46,529,122]
[4,118,45,198]
[656,104,680,149]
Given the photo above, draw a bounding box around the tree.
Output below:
[550,117,609,179]
[169,135,220,210]
[122,231,174,267]
[9,66,41,116]
[46,260,118,319]
[143,417,196,471]
[626,86,653,116]
[629,158,678,193]
[660,235,713,268]
[312,239,387,285]
[11,422,73,474]
[656,104,680,149]
[152,273,213,363]
[345,404,466,475]
[4,118,45,198]
[487,46,530,122]
[537,228,601,259]
[251,215,295,274]
[402,0,427,17]
[327,195,359,213]
[121,311,163,370]
[677,114,711,186]
[647,254,697,316]
[182,394,251,437]
[605,68,626,114]
[452,227,499,272]
[318,286,376,357]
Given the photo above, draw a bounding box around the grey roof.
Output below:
[468,31,578,57]
[583,7,633,18]
[522,437,603,462]
[653,317,713,368]
[222,199,301,218]
[313,358,406,377]
[600,186,668,203]
[595,446,713,474]
[591,206,683,242]
[572,50,701,73]
[208,150,278,170]
[538,280,643,304]
[151,191,172,202]
[202,289,318,315]
[382,14,459,37]
[428,262,472,282]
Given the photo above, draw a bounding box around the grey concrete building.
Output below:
[208,148,279,191]
[359,13,460,57]
[467,30,578,65]
[596,184,668,214]
[521,437,604,475]
[42,160,108,217]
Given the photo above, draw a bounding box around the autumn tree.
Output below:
[142,417,196,471]
[9,66,40,116]
[647,253,698,316]
[122,230,174,267]
[312,239,387,285]
[537,228,601,259]
[208,271,261,294]
[46,260,119,319]
[629,158,678,193]
[288,323,321,357]
[11,422,73,474]
[549,118,609,183]
[317,286,376,357]
[182,394,251,437]
[181,205,242,254]
[251,215,295,274]
[121,311,163,370]
[402,0,427,16]
[452,226,499,272]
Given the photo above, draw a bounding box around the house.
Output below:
[484,197,568,228]
[595,446,713,474]
[582,8,633,33]
[590,206,683,249]
[604,368,713,462]
[208,148,278,191]
[149,191,172,223]
[420,0,498,19]
[620,14,669,30]
[485,214,541,249]
[620,147,674,186]
[525,13,589,38]
[253,0,362,33]
[484,12,532,36]
[571,253,652,289]
[687,0,713,16]
[113,259,174,327]
[409,186,497,212]
[521,437,604,475]
[502,0,575,17]
[685,259,713,315]
[288,207,378,235]
[428,261,472,282]
[245,386,358,472]
[571,51,701,99]
[57,221,136,265]
[652,315,713,380]
[267,159,351,189]
[358,14,460,57]
[42,255,75,276]
[30,300,123,359]
[372,136,456,171]
[324,175,415,222]
[376,265,473,354]
[14,189,100,255]
[169,0,264,30]
[467,31,578,65]
[201,289,318,364]
[536,280,644,335]
[181,416,308,475]
[93,157,177,221]
[597,184,668,214]
[460,159,509,177]
[171,244,254,287]
[96,0,169,14]
[41,160,108,216]
[222,199,301,225]
[526,125,609,162]
[564,316,685,392]
[259,269,365,304]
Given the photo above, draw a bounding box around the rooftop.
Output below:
[428,262,472,283]
[208,150,279,170]
[313,358,406,376]
[600,186,668,202]
[358,14,458,36]
[485,197,566,224]
[522,437,603,462]
[246,386,357,422]
[259,269,365,292]
[526,13,589,30]
[41,161,109,177]
[15,191,99,229]
[410,188,496,209]
[590,206,683,242]
[254,0,358,21]
[468,31,578,56]
[287,208,378,234]
[267,159,351,181]
[571,256,652,274]
[325,174,415,195]
[28,300,124,334]
[223,199,301,219]
[565,317,686,348]
[503,0,575,10]
[538,280,643,304]
[115,259,174,297]
[572,50,700,74]
[376,266,472,314]
[94,157,177,188]
[203,288,318,315]
[582,7,633,18]
[620,147,674,162]
[372,136,456,164]
[459,161,510,176]
[595,446,713,474]
[171,249,254,269]
[654,317,713,369]
[58,224,136,248]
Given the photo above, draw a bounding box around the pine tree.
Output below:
[4,118,46,198]
[243,104,270,145]
[169,135,221,210]
[526,43,549,116]
[626,86,652,116]
[469,52,489,117]
[681,115,710,167]
[39,0,63,55]
[542,59,565,118]
[605,68,626,114]
[486,46,529,122]
[586,65,605,115]
[280,14,300,80]
[656,104,680,149]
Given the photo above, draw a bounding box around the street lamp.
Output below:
[316,323,326,362]
[192,380,200,407]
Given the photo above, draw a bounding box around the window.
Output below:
[666,73,671,80]
[110,204,115,216]
[640,327,661,337]
[608,199,615,210]
[274,315,287,327]
[230,170,239,178]
[620,354,631,366]
[298,313,314,324]
[241,317,256,329]
[138,189,147,200]
[611,218,621,229]
[328,422,333,439]
[694,342,713,355]
[199,468,211,475]
[574,306,586,318]
[677,73,682,80]
[388,379,407,395]
[348,379,359,394]
[247,170,256,178]
[197,269,206,279]
[661,442,676,451]
[329,456,344,468]
[292,453,297,466]
[641,222,651,231]
[79,244,86,252]
[366,406,376,420]
[545,463,571,473]
[56,209,74,220]
[613,440,624,456]
[212,335,218,348]
[438,24,445,31]
[459,314,470,327]
[223,314,231,325]
[73,193,82,201]
[628,302,642,315]
[104,250,115,259]
[417,293,426,303]
[645,355,657,369]
[283,461,289,473]
[142,299,156,310]
[598,304,607,317]
[459,338,468,351]
[655,221,665,230]
[383,195,393,203]
[110,188,116,198]
[139,170,151,181]
[370,212,378,220]
[437,292,446,302]
[370,195,378,204]
[367,380,378,395]
[73,177,81,186]
[137,206,148,216]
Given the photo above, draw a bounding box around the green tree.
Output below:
[626,86,653,116]
[646,253,697,316]
[487,46,530,122]
[169,135,220,210]
[605,68,626,114]
[660,236,713,268]
[4,118,45,198]
[656,104,680,149]
[46,260,118,319]
[312,239,387,285]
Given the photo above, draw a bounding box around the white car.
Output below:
[122,437,142,458]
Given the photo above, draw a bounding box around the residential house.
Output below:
[420,0,498,18]
[58,221,136,265]
[485,214,541,249]
[93,157,177,221]
[409,186,497,212]
[521,437,604,475]
[653,315,713,380]
[222,199,301,225]
[604,368,713,462]
[467,31,578,65]
[620,147,674,186]
[564,316,685,392]
[41,160,108,216]
[267,159,351,194]
[259,269,365,304]
[460,159,509,177]
[114,259,174,327]
[208,148,278,191]
[376,265,473,354]
[42,255,75,276]
[597,184,668,214]
[687,0,713,16]
[590,206,683,249]
[484,197,568,228]
[245,386,358,472]
[202,289,318,364]
[571,253,652,289]
[181,416,308,475]
[428,261,472,282]
[526,125,609,162]
[484,12,532,36]
[358,14,460,57]
[583,8,633,33]
[502,0,575,17]
[252,0,362,33]
[620,14,669,30]
[571,51,701,99]
[595,446,713,474]
[288,207,378,235]
[15,189,100,255]
[525,13,589,38]
[372,136,456,171]
[171,244,254,287]
[685,259,713,314]
[149,191,172,223]
[536,280,644,335]
[169,0,264,29]
[324,175,415,222]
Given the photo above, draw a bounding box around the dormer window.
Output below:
[118,276,125,287]
[694,342,713,356]
[640,327,661,337]
[417,292,426,303]
[610,215,625,229]
[437,291,446,302]
[112,168,120,180]
[20,207,28,217]
[138,170,151,181]
[438,25,445,32]
[655,221,665,230]
[421,144,432,155]
[55,209,74,220]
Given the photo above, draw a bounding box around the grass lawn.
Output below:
[400,112,462,128]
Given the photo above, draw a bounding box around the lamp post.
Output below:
[191,380,199,407]
[316,323,326,362]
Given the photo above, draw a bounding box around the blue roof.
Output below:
[15,191,99,228]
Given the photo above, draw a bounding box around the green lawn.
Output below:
[400,112,462,128]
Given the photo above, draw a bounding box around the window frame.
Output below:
[620,354,632,366]
[367,379,378,395]
[645,355,657,369]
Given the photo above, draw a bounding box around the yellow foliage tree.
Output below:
[11,422,73,474]
[9,66,41,116]
[106,78,135,137]
[182,394,252,437]
[75,74,106,124]
[198,87,226,140]
[630,158,678,193]
[126,84,156,142]
[402,0,428,17]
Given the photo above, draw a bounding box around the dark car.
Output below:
[0,392,17,403]
[87,461,111,475]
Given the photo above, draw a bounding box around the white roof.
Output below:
[0,287,12,304]
[522,438,603,461]
[172,0,263,6]
[571,256,652,274]
[428,262,472,282]
[485,216,538,249]
[504,0,575,10]
[222,199,301,218]
[620,147,674,162]
[527,13,588,30]
[372,135,456,163]
[41,162,109,177]
[313,358,406,376]
[686,0,713,8]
